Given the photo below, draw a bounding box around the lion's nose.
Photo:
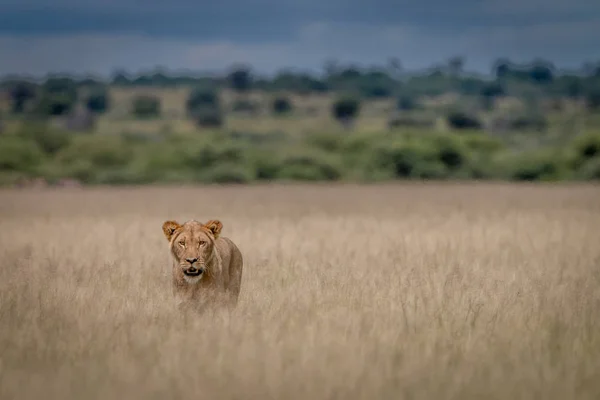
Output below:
[186,257,198,264]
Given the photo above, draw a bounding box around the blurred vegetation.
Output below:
[1,57,600,186]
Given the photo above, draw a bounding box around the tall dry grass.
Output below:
[1,183,600,400]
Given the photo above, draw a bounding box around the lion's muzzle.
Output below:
[183,266,204,277]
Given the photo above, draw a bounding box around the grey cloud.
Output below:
[0,0,598,76]
[1,15,597,77]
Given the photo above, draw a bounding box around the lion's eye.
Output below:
[199,240,207,247]
[178,241,185,247]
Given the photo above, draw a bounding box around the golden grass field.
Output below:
[1,182,600,399]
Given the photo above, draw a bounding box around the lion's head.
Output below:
[161,219,223,283]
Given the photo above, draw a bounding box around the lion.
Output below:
[161,219,243,311]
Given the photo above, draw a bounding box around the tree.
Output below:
[529,60,555,84]
[36,77,78,116]
[9,81,37,114]
[85,87,110,113]
[227,65,252,92]
[186,87,224,127]
[186,87,220,114]
[332,95,361,127]
[272,96,293,115]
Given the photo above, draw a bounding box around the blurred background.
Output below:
[1,0,599,187]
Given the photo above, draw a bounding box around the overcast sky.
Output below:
[1,0,598,77]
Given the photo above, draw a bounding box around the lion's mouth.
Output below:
[184,268,204,277]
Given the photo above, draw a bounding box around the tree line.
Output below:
[3,57,600,116]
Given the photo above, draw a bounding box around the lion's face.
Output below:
[162,219,223,284]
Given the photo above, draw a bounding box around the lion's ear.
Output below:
[204,220,223,238]
[162,220,182,241]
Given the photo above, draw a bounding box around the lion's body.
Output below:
[162,219,243,311]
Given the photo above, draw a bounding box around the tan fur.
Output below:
[161,219,243,312]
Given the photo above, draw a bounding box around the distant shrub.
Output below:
[85,88,110,113]
[17,121,71,155]
[55,136,132,168]
[182,140,247,170]
[228,65,253,92]
[0,136,43,173]
[186,87,220,113]
[277,150,343,181]
[9,81,37,113]
[35,93,75,116]
[35,77,78,116]
[568,132,600,170]
[332,95,361,125]
[272,96,293,115]
[252,154,281,180]
[194,107,224,128]
[446,111,483,130]
[186,87,225,127]
[573,133,600,160]
[132,95,161,118]
[199,163,254,184]
[459,134,505,155]
[432,134,469,172]
[370,139,441,179]
[396,95,417,111]
[505,150,566,181]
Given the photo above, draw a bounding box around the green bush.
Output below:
[132,95,161,118]
[252,153,281,180]
[370,139,440,179]
[198,163,254,184]
[272,96,293,115]
[55,135,132,168]
[186,87,220,113]
[504,150,567,181]
[86,88,110,113]
[35,77,78,116]
[459,134,505,155]
[572,132,600,161]
[0,136,44,173]
[277,150,343,181]
[332,95,361,123]
[9,81,37,114]
[446,111,483,130]
[432,134,469,172]
[17,122,71,155]
[183,140,247,170]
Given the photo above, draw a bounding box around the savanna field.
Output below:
[1,182,600,400]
